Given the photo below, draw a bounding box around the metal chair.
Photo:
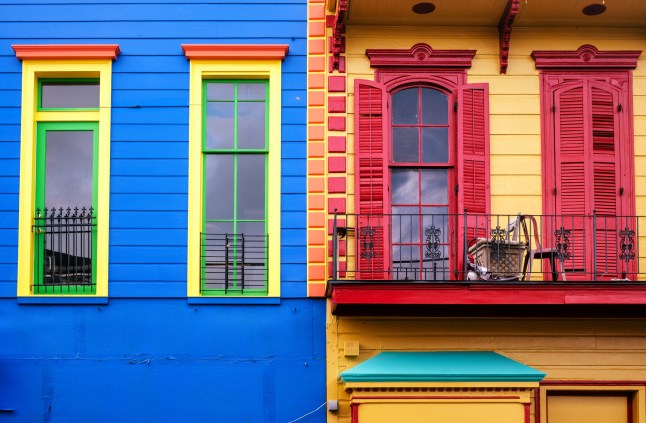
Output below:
[520,215,566,281]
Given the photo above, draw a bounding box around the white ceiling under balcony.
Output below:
[341,0,646,28]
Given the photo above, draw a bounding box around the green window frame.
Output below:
[33,121,99,294]
[200,80,270,295]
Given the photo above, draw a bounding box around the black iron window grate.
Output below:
[200,233,269,294]
[33,207,95,293]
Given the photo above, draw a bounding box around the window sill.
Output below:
[17,296,109,305]
[187,297,280,305]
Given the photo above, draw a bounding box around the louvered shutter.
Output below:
[590,82,622,278]
[553,80,628,279]
[553,82,587,274]
[354,79,388,279]
[457,83,491,277]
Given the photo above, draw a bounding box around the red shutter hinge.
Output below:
[551,105,556,113]
[620,187,624,196]
[553,187,558,195]
[618,104,623,112]
[453,102,458,112]
[454,185,459,195]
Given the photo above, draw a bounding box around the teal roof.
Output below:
[340,351,546,383]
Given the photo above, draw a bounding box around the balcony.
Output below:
[327,212,646,316]
[33,207,95,294]
[200,233,269,295]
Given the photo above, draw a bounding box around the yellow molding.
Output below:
[186,60,282,298]
[17,59,112,297]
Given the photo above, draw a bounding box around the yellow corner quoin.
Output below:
[185,58,283,297]
[16,59,114,297]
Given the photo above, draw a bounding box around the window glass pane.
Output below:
[45,131,93,209]
[238,83,266,101]
[421,169,448,204]
[205,155,234,220]
[236,155,265,220]
[237,102,266,149]
[392,244,420,280]
[206,83,234,101]
[422,207,449,245]
[205,221,233,235]
[392,169,419,205]
[392,127,419,163]
[206,102,235,149]
[392,88,418,124]
[41,83,99,109]
[392,206,419,243]
[422,127,449,163]
[421,88,448,124]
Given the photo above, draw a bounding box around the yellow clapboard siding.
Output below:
[373,335,597,351]
[491,155,542,174]
[486,77,541,95]
[490,135,542,155]
[491,176,543,196]
[490,115,541,135]
[336,317,646,336]
[490,95,541,115]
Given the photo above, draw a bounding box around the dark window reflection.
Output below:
[421,88,448,124]
[392,127,419,163]
[206,83,234,101]
[238,102,266,149]
[41,83,99,109]
[205,155,234,220]
[392,169,419,204]
[392,88,418,124]
[422,127,449,163]
[45,131,93,209]
[206,102,235,149]
[237,155,265,220]
[420,169,448,204]
[238,83,266,101]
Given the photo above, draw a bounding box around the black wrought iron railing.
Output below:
[331,211,644,282]
[200,233,269,294]
[33,207,95,293]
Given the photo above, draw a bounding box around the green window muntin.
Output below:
[34,121,99,294]
[201,80,269,295]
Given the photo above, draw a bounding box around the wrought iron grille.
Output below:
[330,212,643,282]
[200,233,269,294]
[33,207,95,293]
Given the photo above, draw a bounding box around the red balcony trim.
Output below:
[329,282,646,308]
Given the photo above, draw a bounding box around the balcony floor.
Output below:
[326,280,646,317]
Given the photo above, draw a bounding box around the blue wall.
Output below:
[0,1,325,421]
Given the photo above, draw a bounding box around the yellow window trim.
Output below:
[186,60,282,297]
[17,59,113,297]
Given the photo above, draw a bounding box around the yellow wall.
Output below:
[327,316,646,422]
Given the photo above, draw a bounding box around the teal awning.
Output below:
[340,351,546,383]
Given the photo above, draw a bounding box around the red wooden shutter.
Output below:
[590,82,622,278]
[552,80,629,279]
[553,82,587,274]
[354,79,388,279]
[457,83,491,277]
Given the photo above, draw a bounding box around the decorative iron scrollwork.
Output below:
[619,227,636,264]
[360,226,375,260]
[554,227,572,261]
[424,226,442,260]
